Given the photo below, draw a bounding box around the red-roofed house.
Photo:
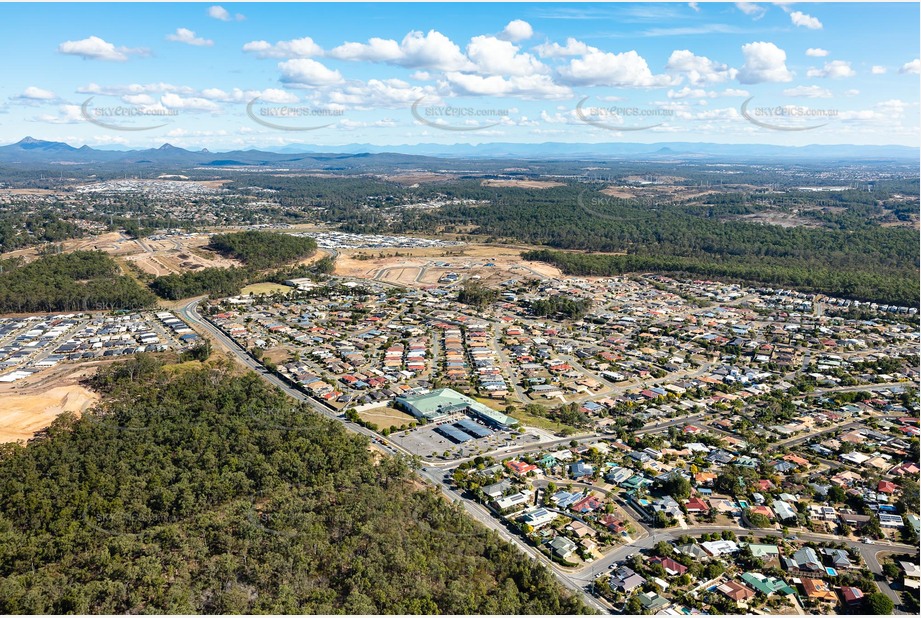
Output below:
[717,581,756,603]
[877,480,897,494]
[685,497,710,514]
[599,515,626,533]
[651,556,688,577]
[505,460,537,476]
[571,495,603,513]
[839,586,864,607]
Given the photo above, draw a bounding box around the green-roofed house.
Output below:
[395,388,518,429]
[622,474,651,491]
[637,591,670,612]
[906,513,920,535]
[747,543,781,560]
[741,572,796,597]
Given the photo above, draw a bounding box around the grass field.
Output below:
[240,282,293,296]
[481,399,579,435]
[358,406,416,431]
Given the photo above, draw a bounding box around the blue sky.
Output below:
[1,2,918,149]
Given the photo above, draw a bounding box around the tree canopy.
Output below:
[208,231,317,270]
[0,251,156,312]
[0,356,589,614]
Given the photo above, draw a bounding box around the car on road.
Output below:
[861,538,875,544]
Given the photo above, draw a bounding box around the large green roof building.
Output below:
[395,388,518,429]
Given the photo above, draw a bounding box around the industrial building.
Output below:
[394,388,518,429]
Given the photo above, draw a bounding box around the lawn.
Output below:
[357,406,416,431]
[472,396,579,435]
[240,282,293,296]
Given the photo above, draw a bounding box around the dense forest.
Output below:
[522,249,917,307]
[0,211,83,253]
[381,182,917,306]
[0,251,156,312]
[0,356,588,614]
[208,231,317,270]
[149,232,318,300]
[149,266,250,301]
[530,295,592,320]
[457,281,499,308]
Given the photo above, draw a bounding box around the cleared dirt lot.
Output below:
[481,179,565,189]
[381,172,456,184]
[0,363,106,443]
[335,244,562,286]
[240,282,293,295]
[123,236,239,276]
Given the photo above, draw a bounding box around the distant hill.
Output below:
[0,136,917,167]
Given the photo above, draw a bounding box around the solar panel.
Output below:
[454,419,492,439]
[435,425,471,443]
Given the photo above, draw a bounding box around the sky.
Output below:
[0,2,918,150]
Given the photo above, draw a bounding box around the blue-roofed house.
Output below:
[569,461,594,479]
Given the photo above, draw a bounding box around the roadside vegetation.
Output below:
[0,355,589,614]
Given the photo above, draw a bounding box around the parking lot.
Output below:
[387,415,540,460]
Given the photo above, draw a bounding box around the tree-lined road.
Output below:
[180,296,918,615]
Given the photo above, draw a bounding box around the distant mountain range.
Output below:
[0,136,917,168]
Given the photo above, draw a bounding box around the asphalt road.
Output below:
[179,297,919,614]
[180,297,612,611]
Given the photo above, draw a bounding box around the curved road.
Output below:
[178,296,918,614]
[179,296,609,612]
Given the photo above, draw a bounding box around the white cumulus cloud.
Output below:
[805,48,828,57]
[466,36,546,76]
[738,41,793,83]
[666,50,738,84]
[790,11,823,29]
[534,38,595,58]
[499,20,533,42]
[19,86,57,101]
[443,72,570,98]
[160,93,220,112]
[327,78,438,109]
[278,59,345,87]
[242,37,324,58]
[329,30,473,72]
[58,36,144,61]
[209,6,244,21]
[807,60,856,79]
[167,28,213,47]
[559,49,678,87]
[900,59,921,74]
[783,85,832,98]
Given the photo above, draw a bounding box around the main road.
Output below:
[178,297,918,614]
[180,297,611,611]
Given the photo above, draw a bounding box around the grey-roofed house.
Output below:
[821,548,853,570]
[652,495,683,520]
[637,591,669,612]
[785,547,823,573]
[482,479,513,499]
[773,500,798,522]
[610,566,646,593]
[675,543,709,560]
[548,535,577,560]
